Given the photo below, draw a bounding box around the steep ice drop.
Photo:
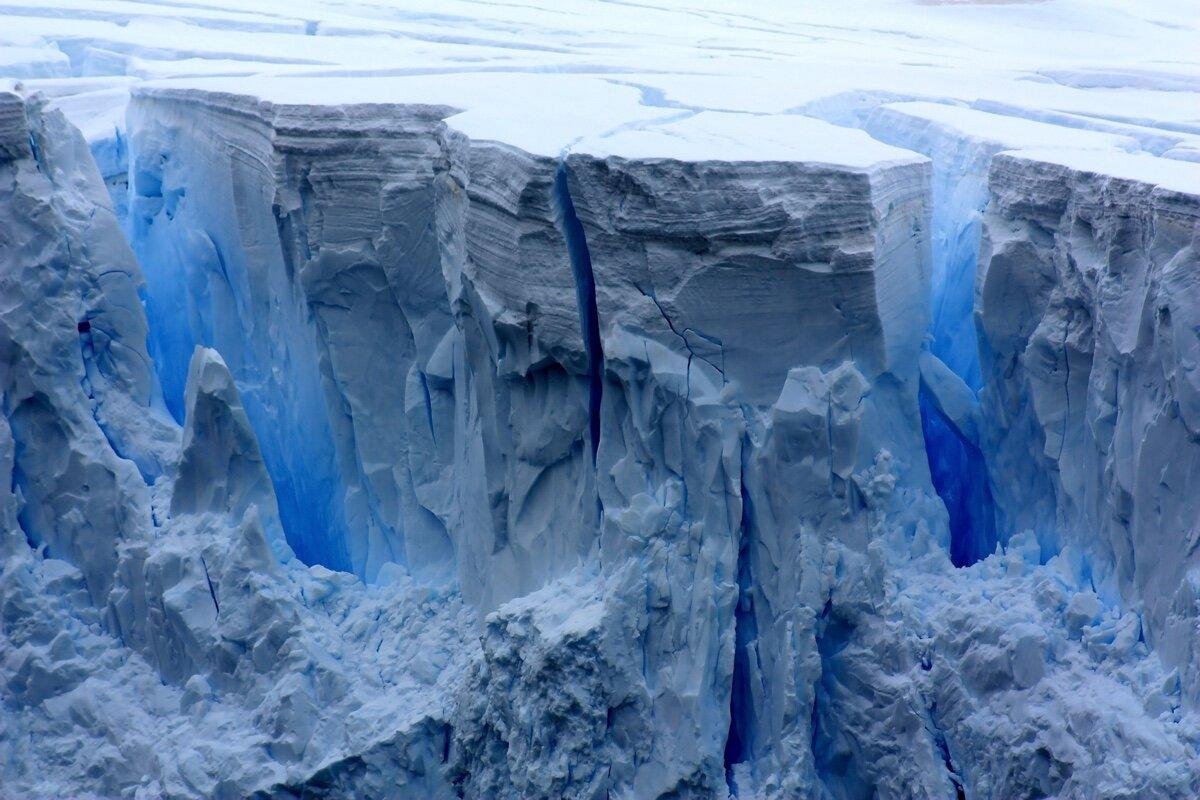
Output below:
[2,78,1200,800]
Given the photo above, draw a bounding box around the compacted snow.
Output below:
[1,1,1199,798]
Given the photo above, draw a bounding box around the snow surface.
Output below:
[1000,146,1200,194]
[2,1,1200,798]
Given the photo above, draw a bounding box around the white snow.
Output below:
[1001,145,1200,194]
[570,110,926,166]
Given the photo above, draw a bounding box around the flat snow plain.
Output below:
[2,0,1198,167]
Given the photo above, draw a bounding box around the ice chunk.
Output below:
[173,347,291,559]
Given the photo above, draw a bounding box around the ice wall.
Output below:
[6,82,1200,799]
[0,90,173,603]
[128,91,460,580]
[1,92,476,798]
[977,149,1200,700]
[118,88,953,797]
[424,136,599,613]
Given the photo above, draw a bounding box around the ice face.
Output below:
[0,91,174,605]
[2,2,1200,798]
[977,149,1200,699]
[126,94,463,580]
[2,91,477,798]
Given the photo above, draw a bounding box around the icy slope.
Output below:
[2,1,1200,798]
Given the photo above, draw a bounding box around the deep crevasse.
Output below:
[552,163,603,464]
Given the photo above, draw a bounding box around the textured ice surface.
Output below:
[2,1,1200,798]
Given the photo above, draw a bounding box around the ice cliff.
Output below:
[2,1,1200,798]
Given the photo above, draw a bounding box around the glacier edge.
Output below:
[0,69,1198,800]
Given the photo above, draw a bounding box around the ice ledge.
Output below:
[129,82,457,137]
[131,76,929,170]
[993,147,1200,197]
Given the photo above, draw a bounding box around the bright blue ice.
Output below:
[128,138,354,573]
[920,387,996,567]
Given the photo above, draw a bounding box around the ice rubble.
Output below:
[2,0,1200,798]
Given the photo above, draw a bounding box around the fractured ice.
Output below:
[1,2,1200,798]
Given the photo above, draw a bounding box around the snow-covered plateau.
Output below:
[1,1,1199,798]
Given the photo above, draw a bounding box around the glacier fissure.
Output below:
[553,163,604,465]
[2,72,1200,800]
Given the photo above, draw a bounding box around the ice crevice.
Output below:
[918,355,996,567]
[723,463,759,796]
[553,161,603,463]
[925,702,966,800]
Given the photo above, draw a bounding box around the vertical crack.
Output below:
[553,162,604,464]
[919,383,997,567]
[725,462,759,795]
[418,370,438,447]
[10,457,37,553]
[199,554,220,619]
[1058,315,1071,463]
[927,702,967,800]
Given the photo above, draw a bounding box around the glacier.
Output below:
[1,1,1200,798]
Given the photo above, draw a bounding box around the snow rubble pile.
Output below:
[1,69,1199,800]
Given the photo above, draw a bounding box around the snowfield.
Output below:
[1,1,1199,798]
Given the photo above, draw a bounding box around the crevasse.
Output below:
[553,163,604,464]
[849,102,1006,566]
